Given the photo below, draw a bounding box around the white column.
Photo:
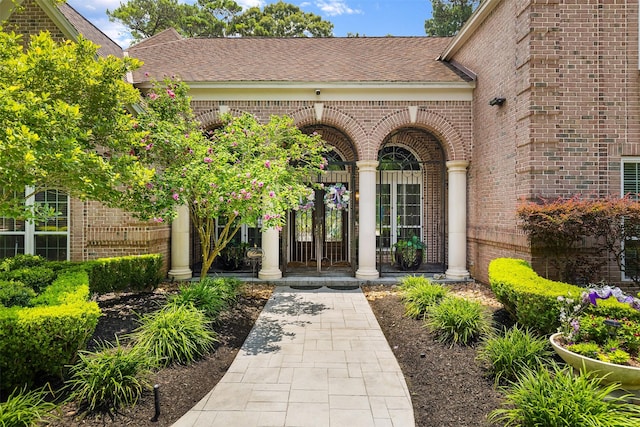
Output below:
[356,160,380,280]
[168,205,192,280]
[446,160,470,280]
[259,227,282,280]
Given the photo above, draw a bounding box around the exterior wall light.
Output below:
[489,97,506,106]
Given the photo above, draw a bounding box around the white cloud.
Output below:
[315,0,361,16]
[236,0,264,8]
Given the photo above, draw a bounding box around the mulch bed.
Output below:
[45,281,507,427]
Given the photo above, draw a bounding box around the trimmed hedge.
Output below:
[0,270,100,392]
[488,258,640,334]
[86,254,163,294]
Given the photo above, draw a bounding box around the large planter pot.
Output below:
[550,332,640,390]
[394,249,423,271]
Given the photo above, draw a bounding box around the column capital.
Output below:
[446,159,470,171]
[356,160,379,172]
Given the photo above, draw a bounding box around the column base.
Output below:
[168,268,192,281]
[355,268,379,280]
[258,268,282,280]
[445,268,470,281]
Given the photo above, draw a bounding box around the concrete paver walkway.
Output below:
[172,286,415,427]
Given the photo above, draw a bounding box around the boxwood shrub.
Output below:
[0,270,100,392]
[86,254,163,294]
[488,258,640,334]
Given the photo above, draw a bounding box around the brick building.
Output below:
[2,0,638,284]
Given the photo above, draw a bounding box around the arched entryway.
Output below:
[377,129,446,275]
[283,125,358,276]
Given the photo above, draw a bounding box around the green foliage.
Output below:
[0,280,35,308]
[398,276,449,319]
[392,236,425,270]
[0,266,56,293]
[477,325,552,385]
[67,341,153,415]
[120,78,328,276]
[0,29,160,220]
[167,277,242,320]
[488,364,640,426]
[0,271,100,392]
[566,342,601,359]
[488,258,640,334]
[598,348,631,365]
[129,304,217,367]
[0,254,45,272]
[86,255,163,294]
[108,0,333,40]
[231,1,334,37]
[424,296,492,346]
[0,386,58,427]
[424,0,479,37]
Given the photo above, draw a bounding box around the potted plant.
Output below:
[392,235,425,271]
[550,286,640,391]
[219,241,249,271]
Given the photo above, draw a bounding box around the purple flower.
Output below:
[265,160,271,169]
[269,191,276,198]
[172,193,179,201]
[204,157,213,163]
[167,89,175,98]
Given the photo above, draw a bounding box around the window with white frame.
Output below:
[622,159,640,279]
[0,189,69,260]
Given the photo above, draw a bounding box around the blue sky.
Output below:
[67,0,433,48]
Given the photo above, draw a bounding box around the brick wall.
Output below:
[451,0,640,283]
[5,0,67,45]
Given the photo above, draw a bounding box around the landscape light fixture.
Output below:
[489,97,506,106]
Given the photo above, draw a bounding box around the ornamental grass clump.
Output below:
[66,340,153,415]
[167,277,242,321]
[398,276,449,319]
[477,325,552,385]
[128,304,217,367]
[488,363,640,427]
[0,386,58,427]
[425,296,492,346]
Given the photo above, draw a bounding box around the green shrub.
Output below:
[0,386,58,427]
[0,267,56,293]
[477,325,552,385]
[67,341,153,415]
[488,364,640,426]
[425,296,492,346]
[488,258,640,334]
[0,271,101,392]
[128,304,217,367]
[86,254,163,294]
[0,254,45,272]
[398,276,449,319]
[0,280,36,307]
[167,277,242,320]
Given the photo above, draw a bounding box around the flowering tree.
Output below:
[124,80,328,276]
[0,29,154,220]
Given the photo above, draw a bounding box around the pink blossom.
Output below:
[204,157,213,163]
[233,210,239,216]
[167,89,175,98]
[172,193,179,201]
[145,143,153,151]
[269,191,276,198]
[319,163,325,170]
[276,225,282,232]
[258,182,264,188]
[245,192,252,199]
[153,217,164,223]
[148,93,158,100]
[265,160,271,168]
[264,214,272,220]
[219,196,224,202]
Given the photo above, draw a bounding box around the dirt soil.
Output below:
[47,282,507,427]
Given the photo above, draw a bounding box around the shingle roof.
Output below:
[58,2,123,58]
[127,36,467,84]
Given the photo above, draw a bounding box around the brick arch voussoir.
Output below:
[371,109,468,161]
[195,107,247,130]
[289,106,367,161]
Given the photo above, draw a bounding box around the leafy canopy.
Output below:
[424,0,479,37]
[120,79,328,276]
[108,0,334,41]
[0,29,156,219]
